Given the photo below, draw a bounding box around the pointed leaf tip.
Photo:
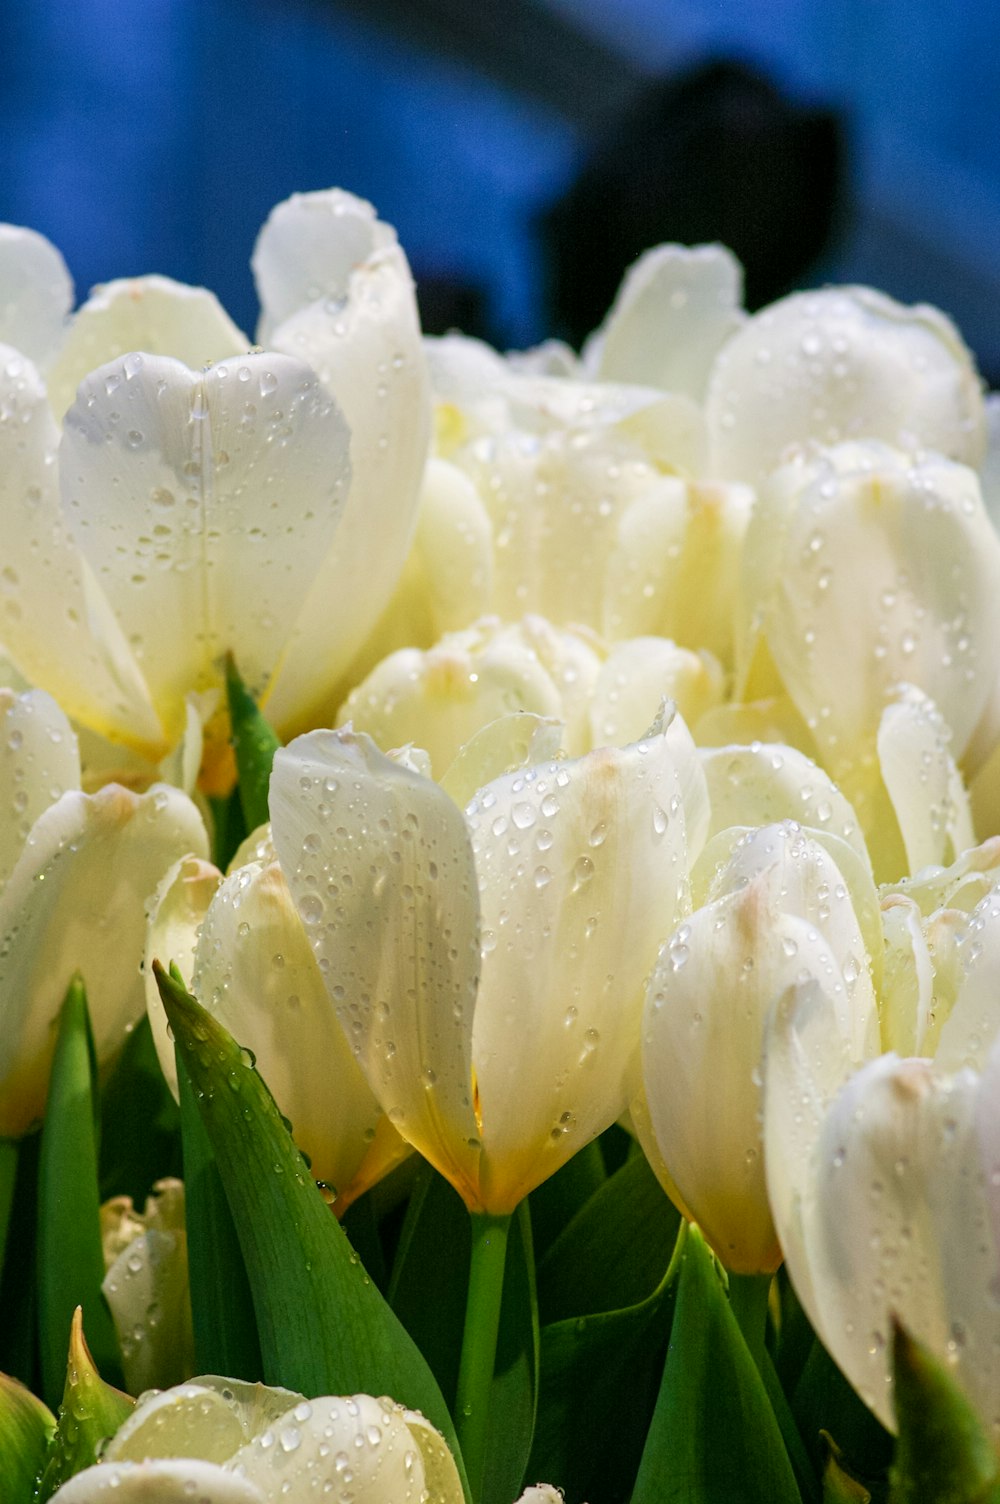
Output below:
[889,1316,998,1504]
[36,1307,134,1502]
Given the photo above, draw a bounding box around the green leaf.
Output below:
[0,1138,17,1293]
[0,1370,54,1504]
[889,1319,1000,1504]
[0,1133,40,1387]
[822,1433,873,1503]
[36,1307,134,1502]
[37,976,122,1407]
[389,1165,470,1406]
[483,1200,538,1504]
[155,963,467,1496]
[631,1225,802,1504]
[177,1040,263,1382]
[99,1013,181,1205]
[226,653,282,835]
[527,1222,684,1503]
[537,1149,680,1322]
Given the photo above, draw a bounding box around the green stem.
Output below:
[455,1211,512,1499]
[728,1272,771,1365]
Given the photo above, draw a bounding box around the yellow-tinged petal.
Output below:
[586,242,745,400]
[588,638,724,748]
[469,716,699,1213]
[0,688,80,890]
[190,836,384,1197]
[256,192,431,733]
[62,351,351,742]
[874,685,973,876]
[705,285,985,483]
[0,782,208,1136]
[102,1180,194,1395]
[439,713,564,812]
[880,895,934,1056]
[45,275,248,422]
[269,729,483,1208]
[145,854,223,1097]
[935,883,1000,1072]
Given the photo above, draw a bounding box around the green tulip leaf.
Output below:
[177,1042,263,1382]
[155,963,468,1499]
[99,1013,181,1206]
[528,1139,606,1261]
[226,652,282,835]
[537,1148,680,1322]
[821,1433,873,1503]
[631,1225,802,1504]
[37,975,122,1407]
[793,1336,893,1485]
[888,1318,1000,1504]
[0,1370,55,1504]
[527,1219,684,1502]
[36,1307,134,1502]
[0,1134,40,1385]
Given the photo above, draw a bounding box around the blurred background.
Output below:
[2,0,1000,377]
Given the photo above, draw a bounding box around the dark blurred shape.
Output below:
[416,274,490,339]
[543,59,846,348]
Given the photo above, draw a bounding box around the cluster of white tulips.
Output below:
[3,187,1000,1504]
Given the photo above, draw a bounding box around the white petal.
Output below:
[50,1460,264,1504]
[705,286,985,483]
[269,730,482,1207]
[748,443,1000,771]
[102,1217,194,1396]
[108,1383,245,1463]
[587,243,745,400]
[792,1057,1000,1438]
[439,713,564,811]
[603,477,753,667]
[589,639,723,751]
[0,783,208,1136]
[700,742,868,867]
[192,847,383,1196]
[0,346,163,749]
[46,275,248,421]
[145,855,223,1098]
[876,686,970,875]
[0,689,80,890]
[61,352,351,740]
[935,884,1000,1072]
[0,223,72,367]
[225,1394,435,1504]
[337,620,577,779]
[259,196,431,731]
[645,891,862,1273]
[469,720,694,1213]
[880,895,935,1056]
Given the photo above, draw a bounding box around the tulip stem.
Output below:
[728,1271,772,1365]
[455,1210,512,1499]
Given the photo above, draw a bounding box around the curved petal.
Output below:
[0,783,208,1136]
[589,639,723,750]
[61,351,351,741]
[192,844,384,1196]
[337,619,585,779]
[751,443,1000,771]
[876,685,972,876]
[269,730,482,1208]
[145,855,223,1097]
[880,895,934,1056]
[587,243,745,400]
[0,223,72,367]
[258,194,431,731]
[106,1383,246,1463]
[102,1215,194,1397]
[603,476,753,667]
[935,884,1000,1072]
[225,1394,440,1504]
[439,713,564,812]
[46,275,248,422]
[705,285,986,483]
[0,689,80,891]
[699,742,868,867]
[469,717,695,1213]
[0,346,162,749]
[790,1056,1000,1439]
[50,1460,264,1504]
